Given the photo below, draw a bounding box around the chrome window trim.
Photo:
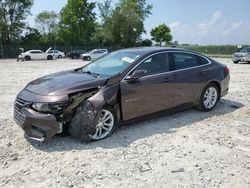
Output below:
[121,51,212,82]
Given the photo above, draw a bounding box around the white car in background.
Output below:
[47,50,65,58]
[18,48,54,61]
[81,49,108,61]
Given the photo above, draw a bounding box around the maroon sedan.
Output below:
[14,47,230,142]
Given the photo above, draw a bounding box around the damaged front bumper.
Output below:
[14,105,61,142]
[14,88,102,142]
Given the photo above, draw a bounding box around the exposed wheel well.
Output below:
[104,102,121,122]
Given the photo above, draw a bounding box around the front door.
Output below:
[120,52,176,120]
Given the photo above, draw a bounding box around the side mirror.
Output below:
[125,69,147,83]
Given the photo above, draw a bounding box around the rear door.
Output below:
[120,52,176,120]
[169,52,210,106]
[93,50,103,59]
[30,51,43,59]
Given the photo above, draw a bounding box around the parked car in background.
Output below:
[18,48,54,61]
[232,47,250,64]
[14,47,230,143]
[81,49,108,61]
[67,50,86,59]
[47,50,65,58]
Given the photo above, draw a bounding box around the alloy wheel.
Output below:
[203,87,218,109]
[89,109,114,140]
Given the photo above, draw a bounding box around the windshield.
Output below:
[240,48,250,53]
[80,50,144,77]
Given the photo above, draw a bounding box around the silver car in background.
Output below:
[232,47,250,64]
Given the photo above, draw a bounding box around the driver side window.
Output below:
[133,53,169,76]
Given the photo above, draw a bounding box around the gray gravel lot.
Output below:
[0,58,249,188]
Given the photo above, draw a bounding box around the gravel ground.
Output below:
[0,58,249,188]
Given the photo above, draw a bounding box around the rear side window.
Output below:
[30,51,43,54]
[134,53,169,76]
[171,52,208,70]
[198,56,209,65]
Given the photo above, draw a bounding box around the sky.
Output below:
[27,0,250,45]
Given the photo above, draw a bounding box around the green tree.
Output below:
[151,24,172,46]
[91,0,113,46]
[20,27,42,45]
[0,0,33,44]
[35,11,58,44]
[58,0,96,45]
[141,38,152,46]
[118,0,152,21]
[35,11,58,36]
[96,0,152,47]
[97,0,113,23]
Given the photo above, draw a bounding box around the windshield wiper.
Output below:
[81,70,99,78]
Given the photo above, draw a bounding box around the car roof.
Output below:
[116,47,196,55]
[27,50,43,52]
[92,49,107,51]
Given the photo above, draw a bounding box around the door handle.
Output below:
[198,71,206,76]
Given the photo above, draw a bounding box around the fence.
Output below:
[0,44,121,59]
[0,44,248,59]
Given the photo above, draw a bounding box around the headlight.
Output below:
[32,102,68,113]
[32,103,47,111]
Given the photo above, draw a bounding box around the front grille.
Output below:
[15,98,31,107]
[234,54,245,58]
[14,106,26,125]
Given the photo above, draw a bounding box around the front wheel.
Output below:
[82,56,88,61]
[69,106,117,142]
[233,61,239,64]
[88,107,116,141]
[24,56,31,61]
[197,83,219,112]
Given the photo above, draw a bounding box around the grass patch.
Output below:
[205,54,232,58]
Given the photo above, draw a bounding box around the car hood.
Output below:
[25,70,109,96]
[45,47,52,54]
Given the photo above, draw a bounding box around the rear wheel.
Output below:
[197,83,219,112]
[24,56,31,61]
[87,56,91,61]
[233,61,239,64]
[47,55,53,60]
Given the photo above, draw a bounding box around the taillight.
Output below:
[224,67,230,74]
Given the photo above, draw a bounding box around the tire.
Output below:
[87,56,91,61]
[197,83,219,112]
[69,106,117,143]
[82,56,88,61]
[24,56,31,61]
[47,55,53,60]
[58,55,62,59]
[233,61,238,64]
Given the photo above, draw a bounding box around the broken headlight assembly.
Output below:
[32,102,68,114]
